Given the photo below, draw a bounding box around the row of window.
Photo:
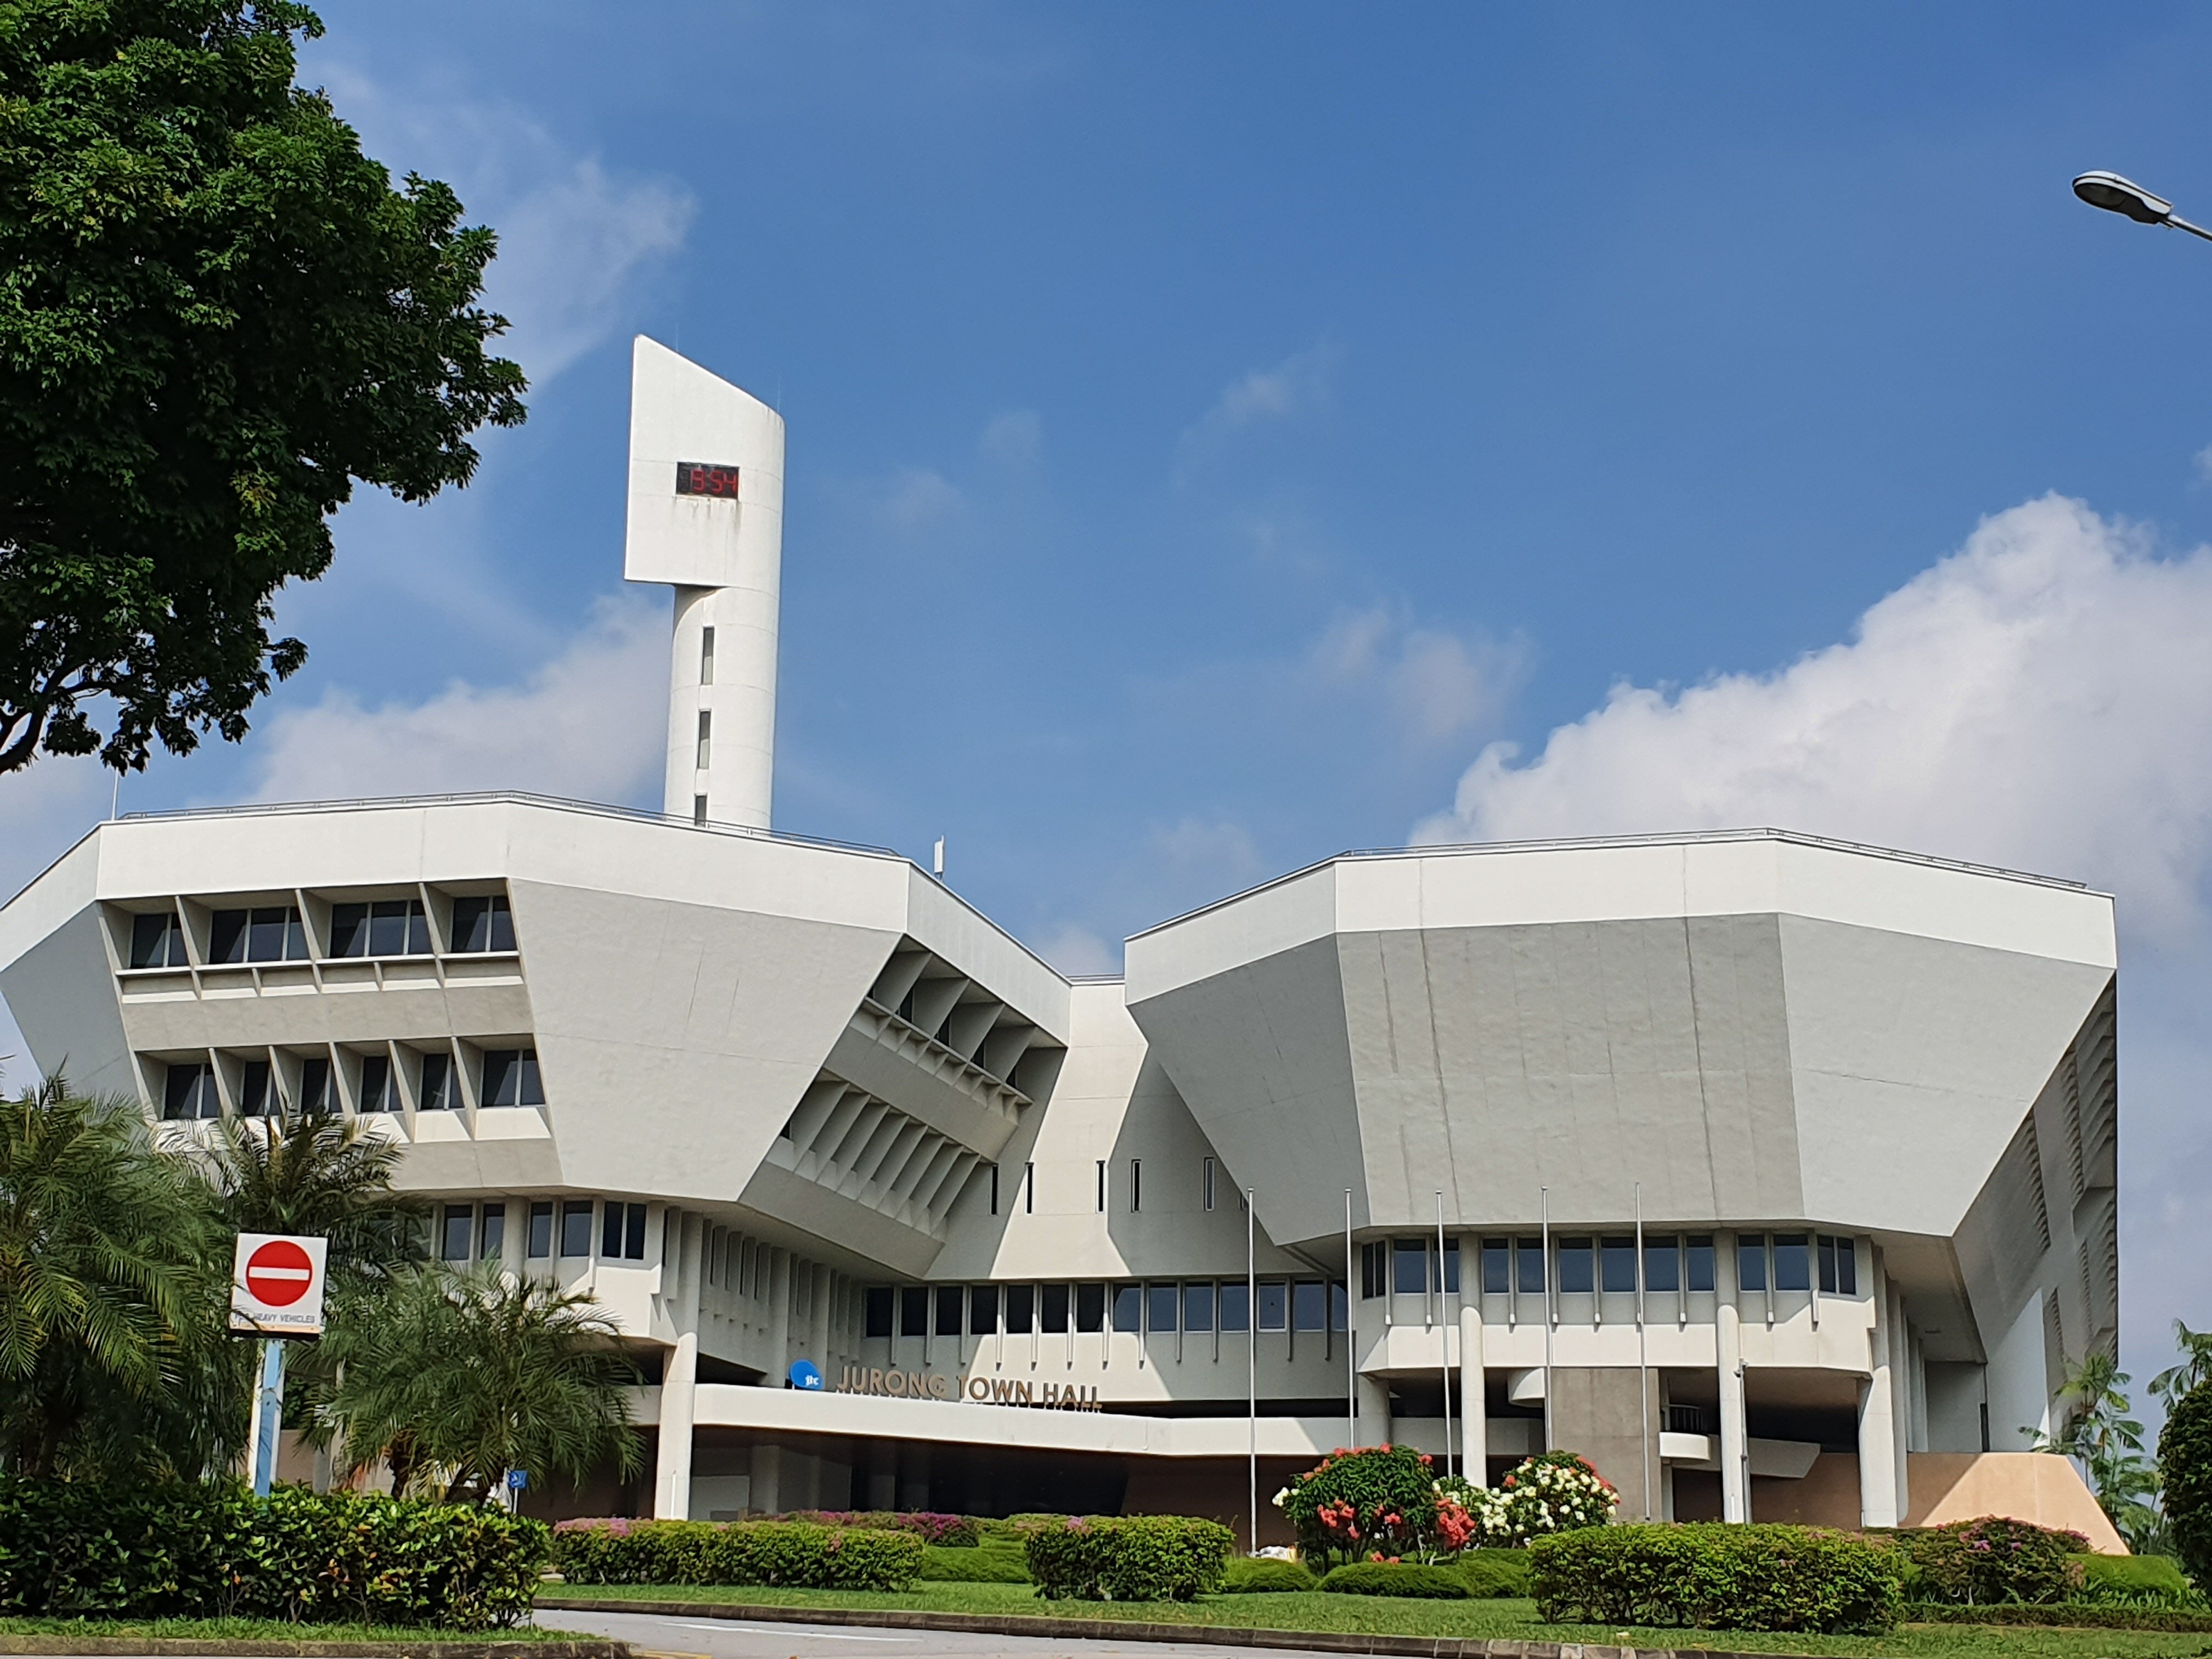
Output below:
[864,1278,1350,1341]
[127,896,515,970]
[160,1047,542,1119]
[437,1198,648,1263]
[1356,1233,1860,1299]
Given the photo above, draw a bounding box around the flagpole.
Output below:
[1246,1186,1258,1554]
[1345,1187,1356,1450]
[1636,1182,1651,1520]
[1540,1187,1553,1452]
[1436,1189,1453,1479]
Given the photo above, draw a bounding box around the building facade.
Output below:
[0,342,2122,1542]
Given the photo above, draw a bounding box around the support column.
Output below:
[766,1249,792,1379]
[653,1211,704,1519]
[1889,1282,1911,1517]
[753,1442,782,1515]
[1717,1301,1748,1523]
[1356,1374,1392,1443]
[1459,1304,1486,1484]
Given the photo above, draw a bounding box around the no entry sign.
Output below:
[230,1232,329,1336]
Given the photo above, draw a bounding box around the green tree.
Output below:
[0,0,526,777]
[183,1104,417,1289]
[2160,1379,2212,1585]
[317,1260,639,1503]
[0,1076,235,1478]
[2028,1349,2163,1552]
[2151,1322,2212,1412]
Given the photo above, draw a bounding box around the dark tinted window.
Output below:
[936,1284,964,1335]
[482,1048,543,1108]
[129,911,187,968]
[900,1286,928,1337]
[560,1200,592,1256]
[1218,1279,1249,1331]
[1558,1237,1594,1294]
[1820,1234,1858,1295]
[1040,1283,1069,1333]
[1361,1240,1387,1299]
[1331,1281,1348,1331]
[1738,1234,1768,1293]
[1601,1236,1638,1293]
[1183,1281,1214,1331]
[865,1286,894,1338]
[528,1201,553,1258]
[1257,1280,1288,1331]
[360,1054,395,1113]
[1111,1283,1140,1333]
[297,1057,331,1115]
[1443,1242,1459,1294]
[1392,1239,1427,1295]
[1773,1233,1810,1292]
[624,1202,647,1260]
[1005,1283,1034,1334]
[1644,1235,1681,1293]
[335,899,431,957]
[452,895,515,952]
[1293,1279,1327,1331]
[210,910,247,963]
[162,1062,218,1119]
[1686,1234,1716,1292]
[1516,1238,1546,1294]
[420,1051,455,1109]
[442,1204,473,1261]
[238,1059,272,1116]
[969,1283,999,1336]
[1076,1282,1105,1332]
[480,1206,504,1261]
[1148,1283,1178,1333]
[1482,1238,1510,1294]
[242,906,306,963]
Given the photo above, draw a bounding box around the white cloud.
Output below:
[1413,491,2212,1402]
[314,62,695,384]
[1031,923,1121,978]
[1180,345,1339,462]
[979,409,1043,469]
[1316,607,1531,748]
[242,594,667,806]
[877,467,963,532]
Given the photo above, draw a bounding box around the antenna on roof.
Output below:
[933,838,946,879]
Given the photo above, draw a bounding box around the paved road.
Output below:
[545,1605,1333,1659]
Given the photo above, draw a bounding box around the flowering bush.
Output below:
[1895,1517,2087,1605]
[1273,1444,1471,1567]
[1451,1451,1617,1547]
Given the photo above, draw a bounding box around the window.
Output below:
[1293,1279,1327,1331]
[969,1283,1000,1335]
[1128,1158,1141,1212]
[419,1051,458,1110]
[1361,1240,1387,1299]
[359,1054,396,1113]
[528,1201,553,1259]
[1148,1283,1178,1334]
[450,895,516,953]
[1558,1237,1595,1294]
[480,1205,504,1261]
[1737,1233,1768,1293]
[1482,1238,1510,1294]
[331,900,430,957]
[1040,1283,1070,1333]
[865,1286,895,1338]
[1601,1235,1638,1293]
[1024,1161,1034,1214]
[297,1057,332,1115]
[989,1164,998,1215]
[1257,1280,1289,1331]
[1686,1234,1716,1292]
[1331,1281,1348,1331]
[1076,1282,1105,1333]
[559,1200,592,1257]
[1203,1156,1215,1211]
[699,626,715,684]
[441,1204,473,1261]
[696,710,712,770]
[1819,1234,1859,1295]
[935,1283,964,1336]
[210,906,308,964]
[1218,1279,1250,1332]
[1111,1283,1141,1333]
[1391,1239,1427,1295]
[1183,1280,1214,1331]
[1096,1160,1106,1213]
[601,1201,646,1260]
[481,1048,544,1108]
[693,794,708,827]
[1509,1237,1542,1294]
[1643,1234,1681,1292]
[238,1059,272,1116]
[1443,1240,1460,1293]
[1773,1232,1811,1293]
[900,1286,928,1338]
[162,1062,219,1120]
[129,910,188,968]
[1005,1283,1035,1334]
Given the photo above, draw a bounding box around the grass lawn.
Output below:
[543,1582,2212,1658]
[0,1615,596,1644]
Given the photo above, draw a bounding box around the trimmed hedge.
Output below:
[778,1510,980,1547]
[1530,1523,1901,1635]
[1319,1561,1470,1599]
[550,1518,921,1590]
[2075,1551,2203,1607]
[1459,1547,1532,1599]
[1025,1515,1234,1602]
[1893,1516,2085,1605]
[1904,1600,2212,1632]
[0,1480,545,1629]
[916,1543,1032,1583]
[1221,1556,1317,1593]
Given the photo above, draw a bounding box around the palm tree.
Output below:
[2029,1349,2162,1550]
[182,1105,418,1286]
[2151,1322,2212,1412]
[317,1260,641,1503]
[0,1076,234,1479]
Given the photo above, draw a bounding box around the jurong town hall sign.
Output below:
[835,1365,1103,1410]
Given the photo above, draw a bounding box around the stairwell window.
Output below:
[1128,1158,1141,1212]
[693,794,708,827]
[699,626,715,685]
[696,710,712,770]
[1203,1156,1216,1211]
[1096,1159,1106,1213]
[1024,1161,1034,1214]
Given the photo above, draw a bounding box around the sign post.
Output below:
[230,1233,329,1499]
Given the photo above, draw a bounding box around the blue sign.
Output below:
[506,1469,529,1491]
[788,1359,824,1391]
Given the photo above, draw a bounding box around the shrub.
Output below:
[1274,1445,1460,1567]
[2075,1553,2207,1609]
[1453,1452,1618,1548]
[1024,1515,1234,1601]
[1459,1547,1532,1598]
[1221,1556,1317,1593]
[550,1518,921,1590]
[1895,1517,2086,1605]
[1319,1561,1470,1598]
[780,1509,980,1547]
[2165,1380,2212,1592]
[917,1543,1032,1583]
[1530,1522,1901,1635]
[0,1480,546,1629]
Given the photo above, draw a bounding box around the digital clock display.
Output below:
[675,461,741,499]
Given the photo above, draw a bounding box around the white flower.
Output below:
[1272,1488,1290,1508]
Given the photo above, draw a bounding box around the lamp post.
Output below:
[2073,171,2212,242]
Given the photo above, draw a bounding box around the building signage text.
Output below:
[836,1365,1102,1410]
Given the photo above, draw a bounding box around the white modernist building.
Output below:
[0,342,2122,1543]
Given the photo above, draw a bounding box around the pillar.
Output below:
[653,1211,704,1519]
[1889,1282,1911,1516]
[1459,1304,1486,1484]
[1717,1301,1748,1523]
[753,1442,783,1515]
[766,1249,792,1379]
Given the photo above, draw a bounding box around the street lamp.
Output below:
[2073,171,2212,242]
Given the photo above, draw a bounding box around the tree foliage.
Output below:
[0,0,526,777]
[2027,1348,2164,1553]
[2160,1379,2212,1588]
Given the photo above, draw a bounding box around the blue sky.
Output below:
[9,3,2212,1392]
